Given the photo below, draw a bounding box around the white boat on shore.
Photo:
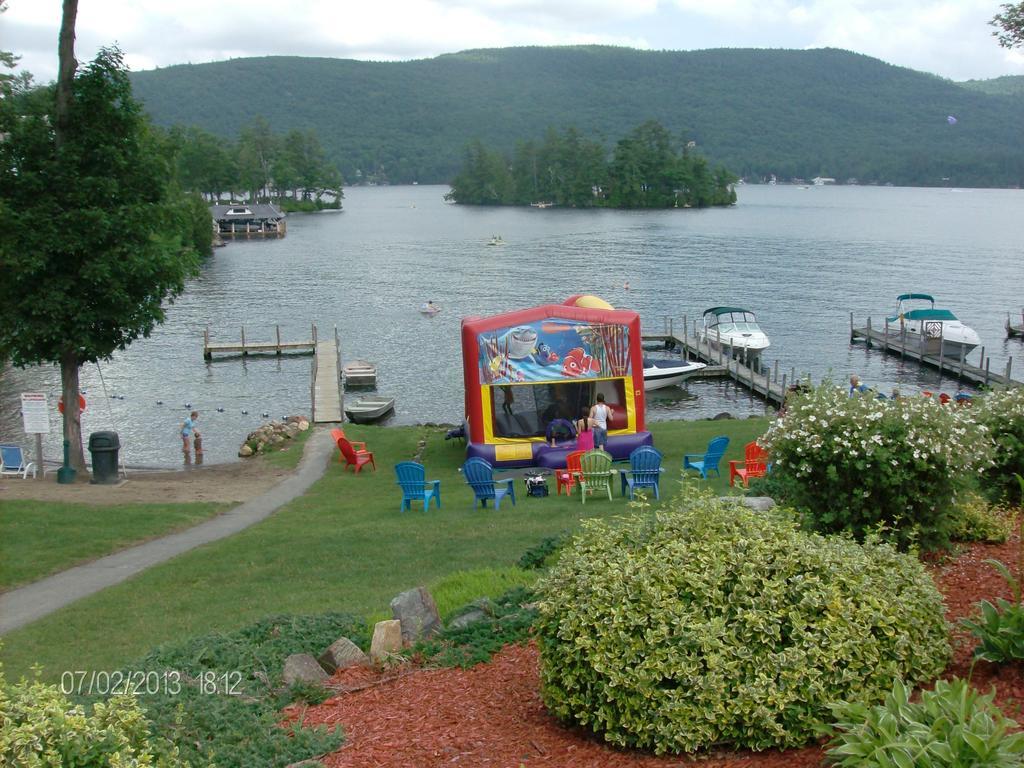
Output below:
[699,307,771,366]
[345,396,395,424]
[642,357,707,391]
[885,293,980,359]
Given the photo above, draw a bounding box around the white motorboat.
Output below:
[885,293,981,359]
[642,357,707,391]
[700,307,771,365]
[345,396,395,424]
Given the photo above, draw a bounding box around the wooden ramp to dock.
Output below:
[312,327,343,423]
[850,315,1020,389]
[643,319,799,406]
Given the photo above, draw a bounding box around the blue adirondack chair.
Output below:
[624,446,663,500]
[462,457,516,511]
[579,449,614,504]
[683,436,730,479]
[0,444,37,479]
[394,461,441,512]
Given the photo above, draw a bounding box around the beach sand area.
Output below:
[0,459,288,505]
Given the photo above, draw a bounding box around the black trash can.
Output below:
[88,431,120,485]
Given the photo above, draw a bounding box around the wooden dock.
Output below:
[643,319,796,406]
[312,327,343,423]
[203,325,314,359]
[202,324,344,422]
[850,314,1020,389]
[1008,310,1024,339]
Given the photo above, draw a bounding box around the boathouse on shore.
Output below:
[210,203,287,238]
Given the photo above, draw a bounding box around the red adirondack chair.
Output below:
[729,441,769,487]
[337,436,376,473]
[556,450,586,496]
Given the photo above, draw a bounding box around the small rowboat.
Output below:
[345,396,395,424]
[343,360,377,388]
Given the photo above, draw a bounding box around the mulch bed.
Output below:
[293,537,1024,767]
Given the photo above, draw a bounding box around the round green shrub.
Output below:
[535,495,951,755]
[760,384,991,551]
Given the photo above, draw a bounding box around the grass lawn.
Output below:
[0,501,227,591]
[0,417,770,680]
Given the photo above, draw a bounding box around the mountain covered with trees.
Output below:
[130,46,1024,188]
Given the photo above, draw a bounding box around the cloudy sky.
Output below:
[3,0,1023,83]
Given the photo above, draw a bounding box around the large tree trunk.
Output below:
[60,350,85,471]
[56,0,82,471]
[54,0,78,144]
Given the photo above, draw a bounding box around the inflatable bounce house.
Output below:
[461,295,653,468]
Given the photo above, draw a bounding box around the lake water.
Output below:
[2,184,1022,468]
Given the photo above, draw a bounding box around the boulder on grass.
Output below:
[370,619,403,661]
[282,653,328,686]
[390,586,443,642]
[318,637,370,673]
[719,495,776,512]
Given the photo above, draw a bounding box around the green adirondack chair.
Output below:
[579,449,614,504]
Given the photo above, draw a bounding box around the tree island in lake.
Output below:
[447,120,737,209]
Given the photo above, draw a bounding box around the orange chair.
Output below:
[337,436,376,473]
[729,441,769,487]
[332,429,370,464]
[556,450,586,496]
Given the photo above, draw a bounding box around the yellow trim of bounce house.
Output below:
[480,377,638,445]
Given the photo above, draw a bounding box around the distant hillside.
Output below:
[959,74,1024,96]
[130,46,1024,187]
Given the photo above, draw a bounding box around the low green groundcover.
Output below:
[535,494,951,754]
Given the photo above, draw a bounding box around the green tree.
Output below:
[0,38,201,469]
[992,2,1024,48]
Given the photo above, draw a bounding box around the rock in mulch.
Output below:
[369,619,403,661]
[318,637,370,674]
[282,653,329,686]
[390,586,443,642]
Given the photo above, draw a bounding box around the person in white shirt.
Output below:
[589,393,612,451]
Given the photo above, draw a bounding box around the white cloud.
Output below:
[2,0,1021,83]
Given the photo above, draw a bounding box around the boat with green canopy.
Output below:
[699,307,771,367]
[885,293,981,358]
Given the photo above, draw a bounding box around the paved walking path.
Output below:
[0,429,336,636]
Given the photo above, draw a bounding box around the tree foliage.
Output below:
[992,2,1024,49]
[170,120,343,206]
[0,47,202,467]
[448,121,736,208]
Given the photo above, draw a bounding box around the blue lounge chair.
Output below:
[624,446,663,500]
[394,461,441,512]
[683,436,730,479]
[0,444,37,479]
[462,457,516,511]
[579,449,614,504]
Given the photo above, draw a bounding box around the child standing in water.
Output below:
[181,411,200,463]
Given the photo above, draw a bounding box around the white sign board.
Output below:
[21,393,50,434]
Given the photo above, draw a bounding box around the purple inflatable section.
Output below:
[465,432,654,469]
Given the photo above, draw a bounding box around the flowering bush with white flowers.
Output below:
[975,387,1024,506]
[760,384,991,550]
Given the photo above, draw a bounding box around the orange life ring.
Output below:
[58,394,87,413]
